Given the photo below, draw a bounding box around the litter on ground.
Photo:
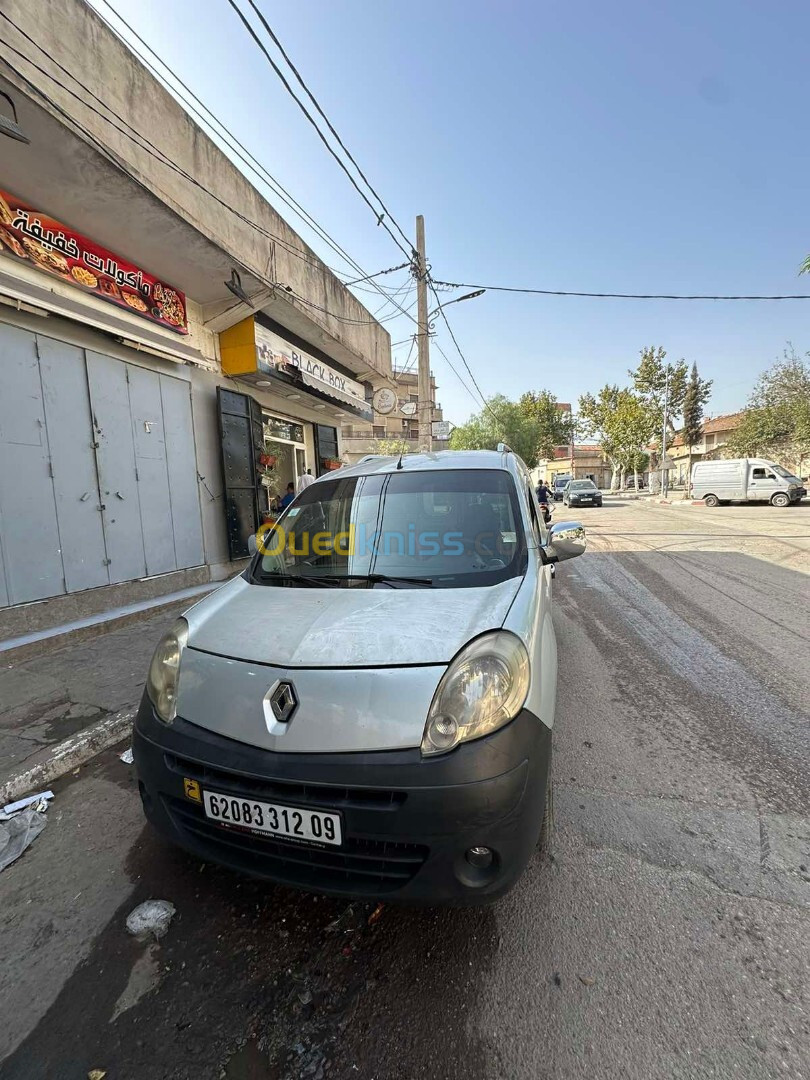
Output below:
[126,899,176,941]
[0,808,47,872]
[2,790,54,817]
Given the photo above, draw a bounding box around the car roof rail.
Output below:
[497,442,512,454]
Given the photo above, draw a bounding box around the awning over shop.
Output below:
[0,262,205,365]
[219,315,373,421]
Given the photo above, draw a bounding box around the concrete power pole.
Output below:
[660,366,670,498]
[415,215,432,452]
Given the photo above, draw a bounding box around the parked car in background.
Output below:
[691,458,806,507]
[552,475,572,501]
[134,448,587,905]
[625,476,645,489]
[563,479,603,508]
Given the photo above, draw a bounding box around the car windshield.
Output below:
[250,468,527,589]
[554,479,569,488]
[570,481,596,490]
[772,465,801,482]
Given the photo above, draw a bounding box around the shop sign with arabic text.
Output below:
[0,187,188,334]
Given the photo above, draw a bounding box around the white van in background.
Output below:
[691,458,806,507]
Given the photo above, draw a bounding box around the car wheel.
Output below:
[704,494,719,507]
[596,500,603,507]
[771,492,790,508]
[538,773,554,856]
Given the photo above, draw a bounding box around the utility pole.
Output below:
[660,366,670,498]
[415,215,432,452]
[569,411,576,479]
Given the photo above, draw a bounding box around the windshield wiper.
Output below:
[365,573,434,588]
[260,572,342,587]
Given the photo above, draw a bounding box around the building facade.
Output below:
[340,364,444,464]
[664,413,743,486]
[532,445,611,489]
[0,0,391,640]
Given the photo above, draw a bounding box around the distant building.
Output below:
[341,365,444,464]
[664,412,744,486]
[533,445,611,489]
[0,0,391,641]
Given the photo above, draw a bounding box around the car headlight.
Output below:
[421,631,530,756]
[146,618,188,723]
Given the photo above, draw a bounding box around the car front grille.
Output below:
[165,752,407,812]
[164,795,428,893]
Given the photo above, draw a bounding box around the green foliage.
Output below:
[610,391,652,469]
[578,384,650,483]
[726,346,810,469]
[681,362,713,451]
[449,391,570,467]
[369,437,411,456]
[517,390,574,458]
[629,345,688,434]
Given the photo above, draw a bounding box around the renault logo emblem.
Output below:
[269,681,297,723]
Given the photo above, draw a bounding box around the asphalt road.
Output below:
[1,498,808,1080]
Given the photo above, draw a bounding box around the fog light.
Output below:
[466,845,493,868]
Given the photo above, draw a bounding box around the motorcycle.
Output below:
[539,500,553,525]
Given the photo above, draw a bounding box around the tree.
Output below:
[630,345,688,434]
[612,391,653,490]
[578,385,623,490]
[727,346,810,475]
[517,391,574,460]
[578,385,652,490]
[449,391,571,468]
[681,362,713,495]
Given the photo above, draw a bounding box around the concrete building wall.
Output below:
[341,369,444,462]
[1,0,392,379]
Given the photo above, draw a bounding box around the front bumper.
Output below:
[133,695,551,905]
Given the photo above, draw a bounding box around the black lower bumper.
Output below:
[133,695,551,905]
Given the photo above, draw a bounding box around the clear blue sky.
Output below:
[90,0,810,424]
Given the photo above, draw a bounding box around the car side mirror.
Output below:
[545,521,586,563]
[247,533,258,555]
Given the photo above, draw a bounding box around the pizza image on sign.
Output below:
[0,187,189,335]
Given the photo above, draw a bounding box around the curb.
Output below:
[0,707,136,806]
[0,582,218,663]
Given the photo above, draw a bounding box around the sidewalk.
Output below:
[0,603,188,800]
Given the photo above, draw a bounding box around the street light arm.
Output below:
[427,289,486,320]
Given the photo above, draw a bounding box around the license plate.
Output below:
[202,790,342,846]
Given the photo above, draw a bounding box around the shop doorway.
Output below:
[0,321,204,607]
[260,414,308,513]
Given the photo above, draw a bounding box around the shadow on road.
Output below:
[2,768,502,1080]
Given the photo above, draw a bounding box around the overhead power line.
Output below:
[428,279,490,407]
[432,279,810,301]
[241,0,415,256]
[225,0,414,262]
[0,17,420,330]
[91,0,403,293]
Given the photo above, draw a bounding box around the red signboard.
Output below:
[0,188,188,335]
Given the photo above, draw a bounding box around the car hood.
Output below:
[183,574,523,667]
